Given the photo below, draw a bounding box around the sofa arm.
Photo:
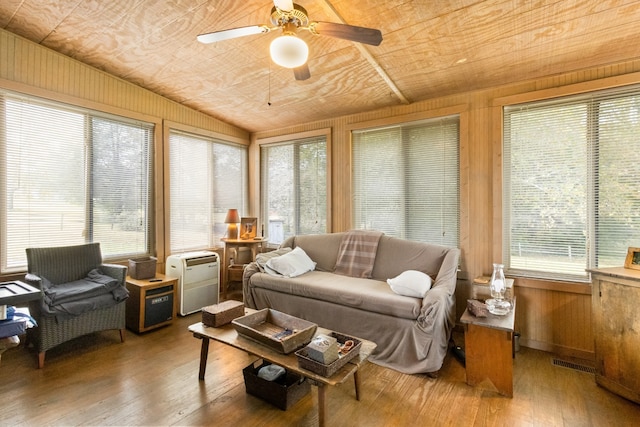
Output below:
[100,263,128,285]
[242,262,262,308]
[417,246,459,329]
[418,285,453,330]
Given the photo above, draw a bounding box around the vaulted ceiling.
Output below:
[2,1,640,133]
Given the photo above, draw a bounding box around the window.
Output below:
[169,130,247,252]
[352,117,460,247]
[503,85,640,281]
[261,135,327,245]
[0,90,153,273]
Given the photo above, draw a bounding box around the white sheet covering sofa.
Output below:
[242,232,460,374]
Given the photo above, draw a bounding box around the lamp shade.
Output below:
[225,209,240,224]
[270,35,309,68]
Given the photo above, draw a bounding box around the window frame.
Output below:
[349,114,461,247]
[498,81,640,283]
[257,128,332,245]
[164,121,249,254]
[0,88,158,273]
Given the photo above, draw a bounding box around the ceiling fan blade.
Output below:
[294,64,311,81]
[273,0,294,12]
[310,21,382,46]
[197,25,269,44]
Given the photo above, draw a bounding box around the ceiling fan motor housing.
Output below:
[270,3,309,28]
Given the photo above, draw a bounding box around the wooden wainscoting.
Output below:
[456,277,594,361]
[514,278,593,360]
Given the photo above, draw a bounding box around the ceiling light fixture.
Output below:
[269,23,308,68]
[198,1,383,81]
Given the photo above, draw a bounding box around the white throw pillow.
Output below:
[265,247,316,278]
[387,270,432,298]
[255,247,292,272]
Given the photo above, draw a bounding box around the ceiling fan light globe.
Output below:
[270,35,308,68]
[273,0,294,12]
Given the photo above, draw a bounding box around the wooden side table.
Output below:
[220,238,267,299]
[460,298,516,397]
[125,273,178,333]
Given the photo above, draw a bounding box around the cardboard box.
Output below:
[305,333,339,364]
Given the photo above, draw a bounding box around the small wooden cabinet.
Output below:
[589,267,640,404]
[126,273,178,333]
[460,298,516,397]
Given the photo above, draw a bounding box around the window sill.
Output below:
[509,276,592,295]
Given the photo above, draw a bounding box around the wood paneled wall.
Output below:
[0,29,248,139]
[514,281,592,359]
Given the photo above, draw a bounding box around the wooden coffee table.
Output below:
[189,312,376,426]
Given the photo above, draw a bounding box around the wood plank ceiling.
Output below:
[1,0,640,133]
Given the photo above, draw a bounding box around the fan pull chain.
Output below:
[268,60,272,106]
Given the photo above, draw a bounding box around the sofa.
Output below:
[243,232,460,375]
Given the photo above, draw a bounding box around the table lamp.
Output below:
[225,209,240,239]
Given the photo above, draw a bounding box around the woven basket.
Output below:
[128,257,157,279]
[202,300,244,327]
[243,361,310,410]
[295,332,361,377]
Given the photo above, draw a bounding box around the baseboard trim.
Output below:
[521,338,594,362]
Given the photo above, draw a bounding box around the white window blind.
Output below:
[503,85,640,281]
[261,136,327,245]
[0,90,153,273]
[169,130,247,252]
[352,116,459,246]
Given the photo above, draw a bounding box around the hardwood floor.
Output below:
[1,312,638,426]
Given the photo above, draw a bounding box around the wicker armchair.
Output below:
[24,243,127,368]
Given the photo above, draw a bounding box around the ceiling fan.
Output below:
[197,0,383,81]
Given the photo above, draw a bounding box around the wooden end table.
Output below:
[189,312,376,426]
[220,238,267,299]
[460,298,516,397]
